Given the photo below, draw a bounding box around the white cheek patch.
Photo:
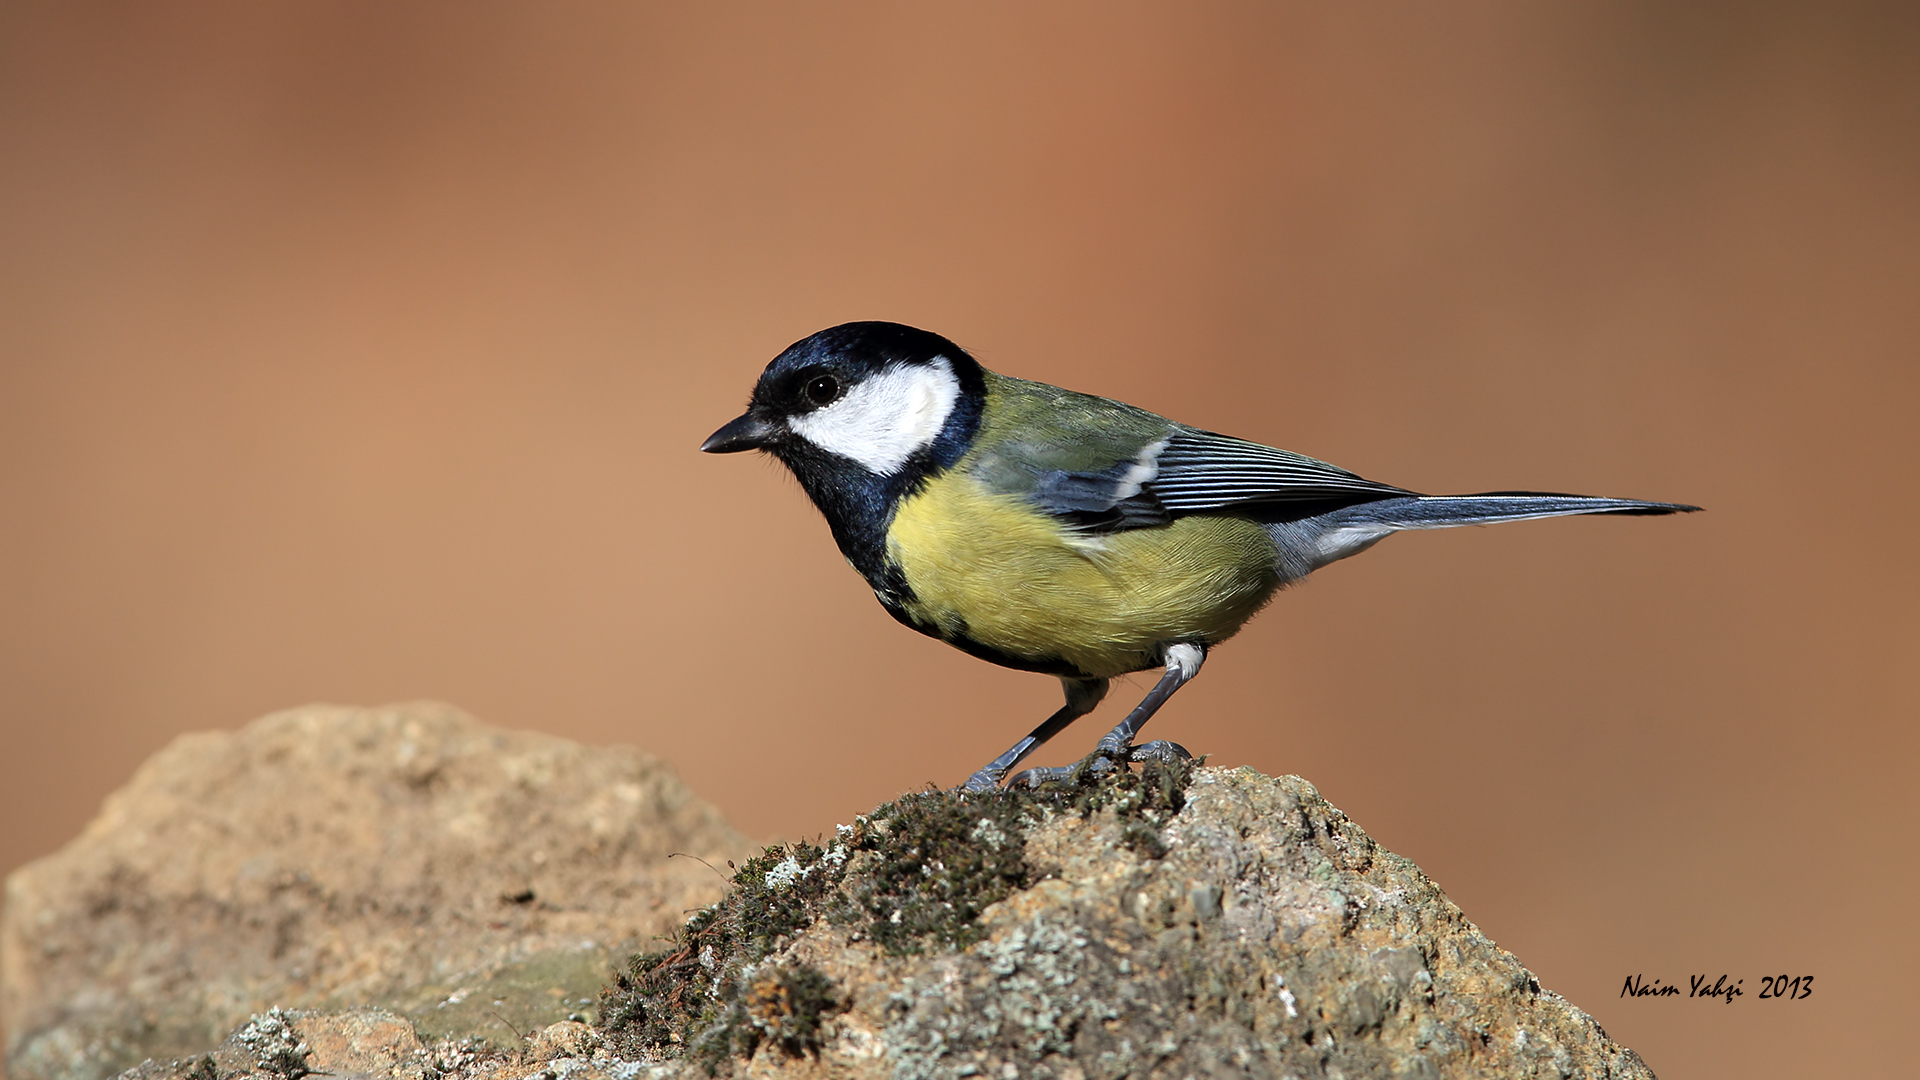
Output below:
[788,357,961,475]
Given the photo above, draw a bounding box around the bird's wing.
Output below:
[1143,427,1413,513]
[964,377,1180,529]
[966,376,1410,531]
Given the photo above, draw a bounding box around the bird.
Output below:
[701,321,1698,791]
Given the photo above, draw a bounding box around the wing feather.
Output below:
[1144,429,1410,512]
[965,371,1409,530]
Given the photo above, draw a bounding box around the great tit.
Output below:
[702,321,1697,791]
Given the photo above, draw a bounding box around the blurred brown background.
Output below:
[2,1,1914,1075]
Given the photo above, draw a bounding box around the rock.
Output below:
[2,703,751,1080]
[596,762,1655,1079]
[9,707,1655,1080]
[113,1007,505,1080]
[528,1020,599,1062]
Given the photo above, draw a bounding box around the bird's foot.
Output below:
[956,769,1004,794]
[1005,755,1115,790]
[1004,739,1193,790]
[1124,739,1193,764]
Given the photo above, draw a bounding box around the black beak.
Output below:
[700,411,780,453]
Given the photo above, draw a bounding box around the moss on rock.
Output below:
[597,756,1197,1073]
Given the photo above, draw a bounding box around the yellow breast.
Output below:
[884,471,1283,678]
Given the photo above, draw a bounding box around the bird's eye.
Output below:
[804,374,842,407]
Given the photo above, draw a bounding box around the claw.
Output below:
[957,770,1002,793]
[1008,744,1139,790]
[1006,764,1071,789]
[985,738,1193,792]
[1127,739,1192,764]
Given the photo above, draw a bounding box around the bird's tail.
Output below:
[1265,491,1699,581]
[1330,491,1701,530]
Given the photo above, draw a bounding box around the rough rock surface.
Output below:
[7,706,1654,1080]
[1,703,751,1080]
[586,763,1655,1080]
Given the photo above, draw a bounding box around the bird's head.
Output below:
[701,321,986,480]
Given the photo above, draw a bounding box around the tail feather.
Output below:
[1266,491,1699,582]
[1336,491,1701,529]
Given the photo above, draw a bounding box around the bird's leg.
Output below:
[959,677,1108,792]
[1010,643,1205,788]
[1096,642,1204,757]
